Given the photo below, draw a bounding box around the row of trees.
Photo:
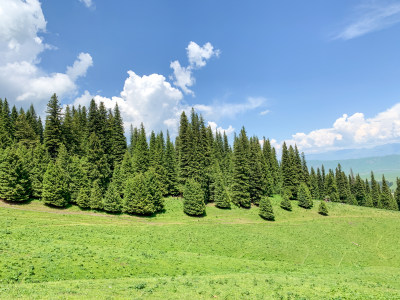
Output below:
[0,94,399,218]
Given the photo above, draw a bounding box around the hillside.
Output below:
[0,197,399,299]
[308,154,400,184]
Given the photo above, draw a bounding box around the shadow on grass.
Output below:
[1,198,34,206]
[44,202,73,210]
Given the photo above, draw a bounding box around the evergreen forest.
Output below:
[0,93,399,220]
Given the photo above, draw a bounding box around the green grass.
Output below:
[0,197,400,299]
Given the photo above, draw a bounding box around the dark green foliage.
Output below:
[248,137,266,205]
[309,167,320,200]
[29,144,50,199]
[44,94,63,158]
[123,173,156,215]
[89,180,103,210]
[370,172,382,208]
[280,194,292,211]
[395,178,400,211]
[231,127,251,208]
[145,167,164,212]
[164,131,179,196]
[213,167,231,209]
[298,183,313,209]
[259,197,274,221]
[86,132,111,189]
[353,174,366,206]
[0,146,31,202]
[42,162,69,207]
[110,104,127,165]
[132,123,149,173]
[380,175,397,210]
[335,164,350,203]
[183,179,205,216]
[318,201,328,216]
[76,180,91,209]
[324,170,339,202]
[0,99,13,148]
[102,182,122,213]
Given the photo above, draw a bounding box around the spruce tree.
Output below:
[231,127,251,208]
[259,197,275,221]
[318,200,328,216]
[76,174,91,209]
[42,161,69,207]
[44,94,63,158]
[309,167,320,200]
[89,180,103,210]
[370,172,382,208]
[298,183,313,209]
[213,166,231,209]
[164,131,179,196]
[183,179,206,216]
[0,146,31,202]
[394,178,400,211]
[145,167,164,213]
[29,144,50,199]
[102,181,123,213]
[280,193,292,211]
[123,173,156,215]
[110,103,127,165]
[324,170,339,202]
[0,99,13,148]
[353,174,366,206]
[132,123,149,173]
[380,175,397,210]
[248,136,265,205]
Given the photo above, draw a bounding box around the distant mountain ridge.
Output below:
[308,154,400,183]
[306,143,400,161]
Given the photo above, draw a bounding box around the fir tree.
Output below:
[231,127,251,208]
[42,161,69,207]
[110,103,127,165]
[309,167,320,200]
[76,174,91,209]
[394,178,400,211]
[145,167,164,213]
[259,197,275,221]
[353,174,366,206]
[380,175,397,210]
[280,193,292,211]
[370,172,382,208]
[29,144,50,199]
[318,200,328,216]
[132,123,149,173]
[183,179,206,216]
[123,173,156,215]
[324,170,339,202]
[298,183,313,209]
[0,99,13,148]
[164,131,179,196]
[102,181,123,213]
[89,180,103,210]
[44,94,63,158]
[213,166,231,209]
[248,136,265,205]
[0,146,31,202]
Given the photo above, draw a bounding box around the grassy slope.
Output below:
[0,197,399,299]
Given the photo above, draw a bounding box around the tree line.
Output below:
[0,94,399,220]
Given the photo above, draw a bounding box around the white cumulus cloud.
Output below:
[170,41,220,95]
[280,103,400,153]
[74,71,183,134]
[0,0,93,109]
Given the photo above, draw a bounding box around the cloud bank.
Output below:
[279,103,400,154]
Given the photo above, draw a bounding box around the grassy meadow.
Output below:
[0,196,399,299]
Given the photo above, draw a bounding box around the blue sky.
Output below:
[2,0,400,154]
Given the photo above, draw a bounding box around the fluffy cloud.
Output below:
[170,41,220,95]
[0,0,46,65]
[74,71,183,133]
[208,121,235,136]
[282,103,400,153]
[0,0,93,108]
